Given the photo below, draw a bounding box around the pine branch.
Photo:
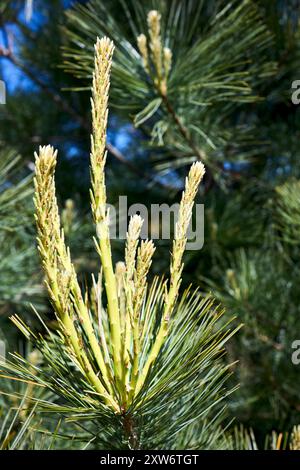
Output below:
[1,33,237,450]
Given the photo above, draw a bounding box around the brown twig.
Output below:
[123,413,139,449]
[160,93,217,194]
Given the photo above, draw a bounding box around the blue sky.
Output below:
[0,1,81,92]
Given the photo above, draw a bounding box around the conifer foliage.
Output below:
[1,37,237,450]
[1,0,300,451]
[65,0,276,182]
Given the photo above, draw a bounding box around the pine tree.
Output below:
[0,37,238,450]
[63,0,300,437]
[1,0,300,449]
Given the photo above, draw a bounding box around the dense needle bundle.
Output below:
[1,36,236,450]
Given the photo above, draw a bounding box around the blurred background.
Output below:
[1,0,300,445]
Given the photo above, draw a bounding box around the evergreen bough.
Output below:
[1,37,238,450]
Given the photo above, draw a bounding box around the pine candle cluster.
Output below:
[137,10,172,96]
[32,37,205,414]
